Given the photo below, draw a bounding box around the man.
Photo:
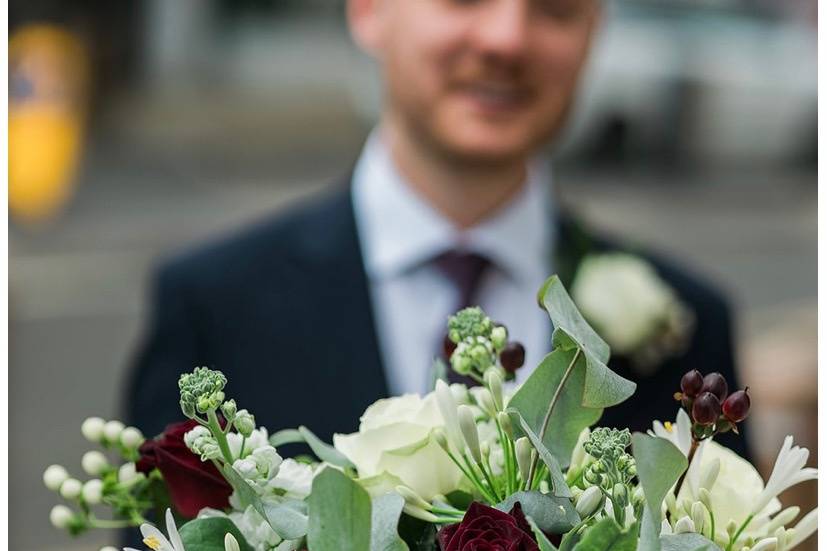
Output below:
[126,0,746,456]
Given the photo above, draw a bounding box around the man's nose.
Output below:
[471,0,530,60]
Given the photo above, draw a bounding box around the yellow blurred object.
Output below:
[9,24,89,224]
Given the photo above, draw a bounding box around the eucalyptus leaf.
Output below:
[178,517,253,551]
[269,428,304,448]
[370,492,409,551]
[299,425,356,469]
[308,467,372,551]
[526,515,559,551]
[632,433,688,551]
[571,517,637,551]
[221,465,308,540]
[507,408,571,498]
[509,348,602,465]
[660,533,722,551]
[496,491,579,534]
[537,276,636,409]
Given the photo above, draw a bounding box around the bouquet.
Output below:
[44,276,817,551]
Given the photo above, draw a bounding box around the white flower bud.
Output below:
[49,505,74,529]
[515,437,533,481]
[234,410,255,438]
[491,326,507,349]
[396,485,432,510]
[43,465,69,491]
[82,479,104,504]
[726,519,739,537]
[184,426,211,450]
[81,451,109,476]
[100,547,120,551]
[484,368,503,410]
[118,462,142,484]
[120,427,144,449]
[449,383,470,404]
[773,527,787,551]
[674,516,696,534]
[224,533,241,551]
[691,502,707,534]
[435,380,464,453]
[102,420,125,443]
[700,458,720,491]
[81,417,106,442]
[576,486,603,517]
[765,506,800,535]
[59,478,82,500]
[697,488,713,511]
[751,537,778,551]
[497,411,513,438]
[457,405,481,463]
[402,503,439,523]
[477,389,497,417]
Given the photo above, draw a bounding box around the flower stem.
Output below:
[207,409,234,464]
[526,348,582,489]
[725,514,754,551]
[674,438,699,498]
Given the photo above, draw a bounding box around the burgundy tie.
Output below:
[433,250,491,385]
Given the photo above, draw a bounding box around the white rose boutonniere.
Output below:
[333,392,464,501]
[571,253,694,371]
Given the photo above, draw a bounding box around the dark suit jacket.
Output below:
[124,180,748,457]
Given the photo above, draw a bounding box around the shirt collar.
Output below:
[352,130,554,284]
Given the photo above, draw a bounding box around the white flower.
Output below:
[82,450,109,476]
[333,392,463,500]
[650,409,693,457]
[434,380,464,453]
[232,446,283,495]
[572,253,681,354]
[82,479,104,504]
[49,505,74,529]
[753,436,817,515]
[569,428,593,472]
[272,459,315,499]
[81,417,106,442]
[227,427,269,460]
[125,509,185,551]
[786,508,818,548]
[43,464,69,491]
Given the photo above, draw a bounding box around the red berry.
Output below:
[722,389,750,423]
[701,373,728,402]
[443,334,457,358]
[500,342,525,372]
[692,392,721,426]
[680,370,704,398]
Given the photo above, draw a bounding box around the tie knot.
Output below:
[433,250,491,309]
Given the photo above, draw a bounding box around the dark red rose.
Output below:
[137,419,232,518]
[438,501,539,551]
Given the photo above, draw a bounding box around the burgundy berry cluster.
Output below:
[675,370,750,439]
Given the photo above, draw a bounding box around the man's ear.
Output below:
[347,0,384,56]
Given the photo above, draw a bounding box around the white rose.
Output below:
[333,393,463,500]
[678,440,781,528]
[572,254,677,354]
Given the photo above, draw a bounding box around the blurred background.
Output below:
[8,0,816,549]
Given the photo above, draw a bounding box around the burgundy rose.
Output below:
[137,419,232,518]
[438,501,539,551]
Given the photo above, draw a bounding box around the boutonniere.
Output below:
[570,252,694,373]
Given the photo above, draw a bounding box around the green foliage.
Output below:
[509,348,602,465]
[178,517,252,551]
[370,492,409,551]
[660,533,722,551]
[537,276,636,409]
[526,515,560,551]
[266,426,355,469]
[307,467,372,551]
[507,408,571,498]
[496,491,580,534]
[571,518,638,551]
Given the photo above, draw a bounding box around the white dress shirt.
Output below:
[352,131,556,395]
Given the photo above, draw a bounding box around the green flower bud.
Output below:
[221,399,238,420]
[396,485,432,511]
[484,368,504,411]
[497,411,513,438]
[234,409,256,437]
[584,465,601,485]
[491,326,507,350]
[448,307,493,343]
[612,483,628,507]
[224,534,241,551]
[515,437,533,482]
[179,367,228,414]
[452,354,473,375]
[576,486,603,517]
[691,502,707,534]
[457,405,481,463]
[726,519,739,537]
[477,389,497,417]
[674,516,696,534]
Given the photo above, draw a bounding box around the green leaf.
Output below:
[495,491,579,534]
[526,515,559,551]
[299,426,356,469]
[507,408,571,498]
[660,533,722,551]
[631,432,688,551]
[370,492,409,551]
[221,464,308,539]
[571,518,637,551]
[509,348,602,465]
[537,276,636,408]
[178,517,252,551]
[269,428,304,448]
[308,467,372,551]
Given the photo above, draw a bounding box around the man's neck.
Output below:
[381,120,528,230]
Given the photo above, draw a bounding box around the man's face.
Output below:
[351,0,599,164]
